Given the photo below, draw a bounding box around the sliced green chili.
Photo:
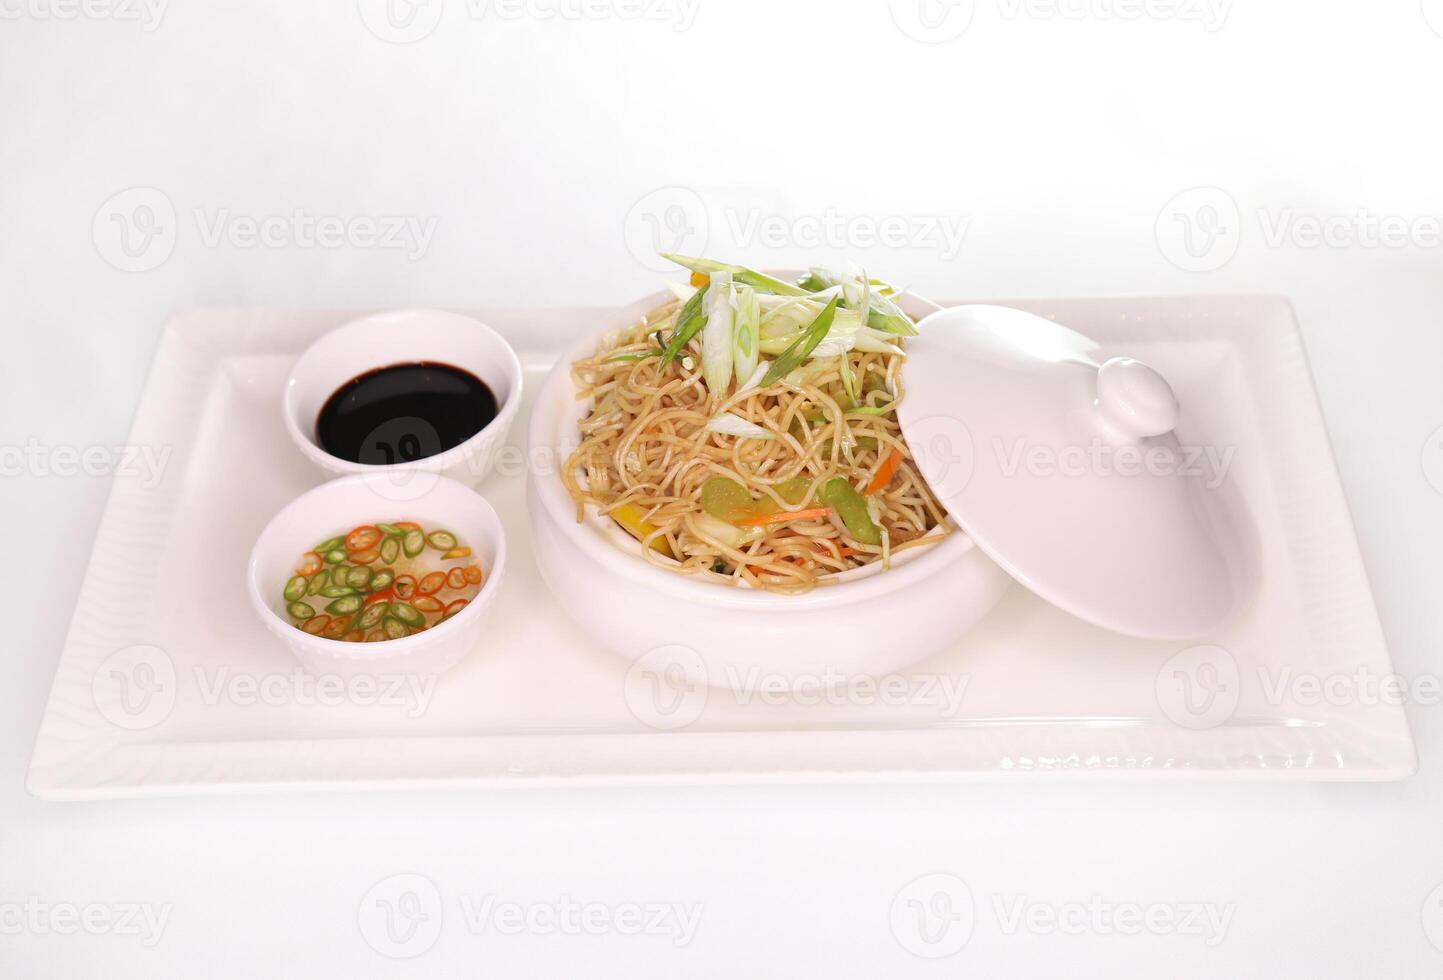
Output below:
[379,536,400,564]
[358,602,387,630]
[325,595,363,616]
[388,602,424,628]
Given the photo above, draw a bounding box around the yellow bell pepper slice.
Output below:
[611,504,674,559]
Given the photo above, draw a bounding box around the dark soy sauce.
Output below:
[316,361,498,465]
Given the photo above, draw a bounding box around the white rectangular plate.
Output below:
[28,296,1416,798]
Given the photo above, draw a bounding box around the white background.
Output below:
[4,0,1443,975]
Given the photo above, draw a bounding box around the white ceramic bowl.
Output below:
[247,474,507,677]
[283,310,522,488]
[526,281,1010,690]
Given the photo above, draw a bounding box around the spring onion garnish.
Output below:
[734,360,769,396]
[761,295,840,387]
[705,412,774,440]
[701,270,735,395]
[608,349,661,363]
[852,327,904,355]
[732,283,760,385]
[659,283,708,370]
[857,273,871,342]
[810,309,862,358]
[863,281,918,335]
[800,265,918,336]
[839,350,859,405]
[660,253,808,297]
[692,511,763,550]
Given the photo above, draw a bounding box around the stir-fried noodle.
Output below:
[562,276,948,594]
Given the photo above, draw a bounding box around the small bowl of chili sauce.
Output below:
[247,473,507,677]
[283,310,523,488]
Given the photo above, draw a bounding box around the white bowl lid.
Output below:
[897,304,1248,639]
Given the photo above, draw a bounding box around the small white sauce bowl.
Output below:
[247,474,506,677]
[283,310,523,488]
[526,282,1010,690]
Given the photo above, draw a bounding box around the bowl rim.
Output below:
[282,308,524,477]
[246,473,506,657]
[528,277,982,611]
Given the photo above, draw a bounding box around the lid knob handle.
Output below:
[1095,357,1180,440]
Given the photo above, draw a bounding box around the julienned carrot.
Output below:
[865,447,904,496]
[747,554,808,576]
[690,271,709,288]
[733,506,832,528]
